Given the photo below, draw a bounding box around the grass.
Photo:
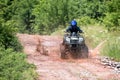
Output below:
[51,26,65,36]
[101,37,120,61]
[82,25,108,49]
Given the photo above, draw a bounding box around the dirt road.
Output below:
[18,34,120,80]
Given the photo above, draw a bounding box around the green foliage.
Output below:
[33,0,86,34]
[32,0,120,34]
[103,12,120,31]
[101,37,120,61]
[1,0,119,34]
[102,0,120,31]
[0,20,22,51]
[0,1,37,80]
[0,48,37,80]
[0,0,22,51]
[10,0,38,33]
[77,16,96,26]
[31,0,93,34]
[0,0,38,34]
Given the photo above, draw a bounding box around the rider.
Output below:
[66,20,83,34]
[62,20,83,45]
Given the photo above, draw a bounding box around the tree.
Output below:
[11,0,38,33]
[0,0,22,51]
[33,0,82,34]
[103,0,120,31]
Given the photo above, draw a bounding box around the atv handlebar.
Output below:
[64,31,84,34]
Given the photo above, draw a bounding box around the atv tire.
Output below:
[60,43,70,59]
[81,44,89,58]
[70,48,81,59]
[60,44,66,59]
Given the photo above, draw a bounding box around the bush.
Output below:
[0,20,23,52]
[77,16,96,26]
[0,48,37,80]
[103,13,120,31]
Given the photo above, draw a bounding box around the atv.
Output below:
[60,32,88,59]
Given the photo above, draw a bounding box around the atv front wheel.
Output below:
[60,44,70,59]
[60,44,67,59]
[81,44,89,58]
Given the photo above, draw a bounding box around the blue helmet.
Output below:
[71,20,77,26]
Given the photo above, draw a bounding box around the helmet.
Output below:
[71,20,77,26]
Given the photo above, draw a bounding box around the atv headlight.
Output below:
[66,37,70,42]
[79,37,84,42]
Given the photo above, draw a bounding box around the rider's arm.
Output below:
[66,26,71,32]
[77,27,83,33]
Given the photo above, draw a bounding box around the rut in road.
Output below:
[18,34,120,80]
